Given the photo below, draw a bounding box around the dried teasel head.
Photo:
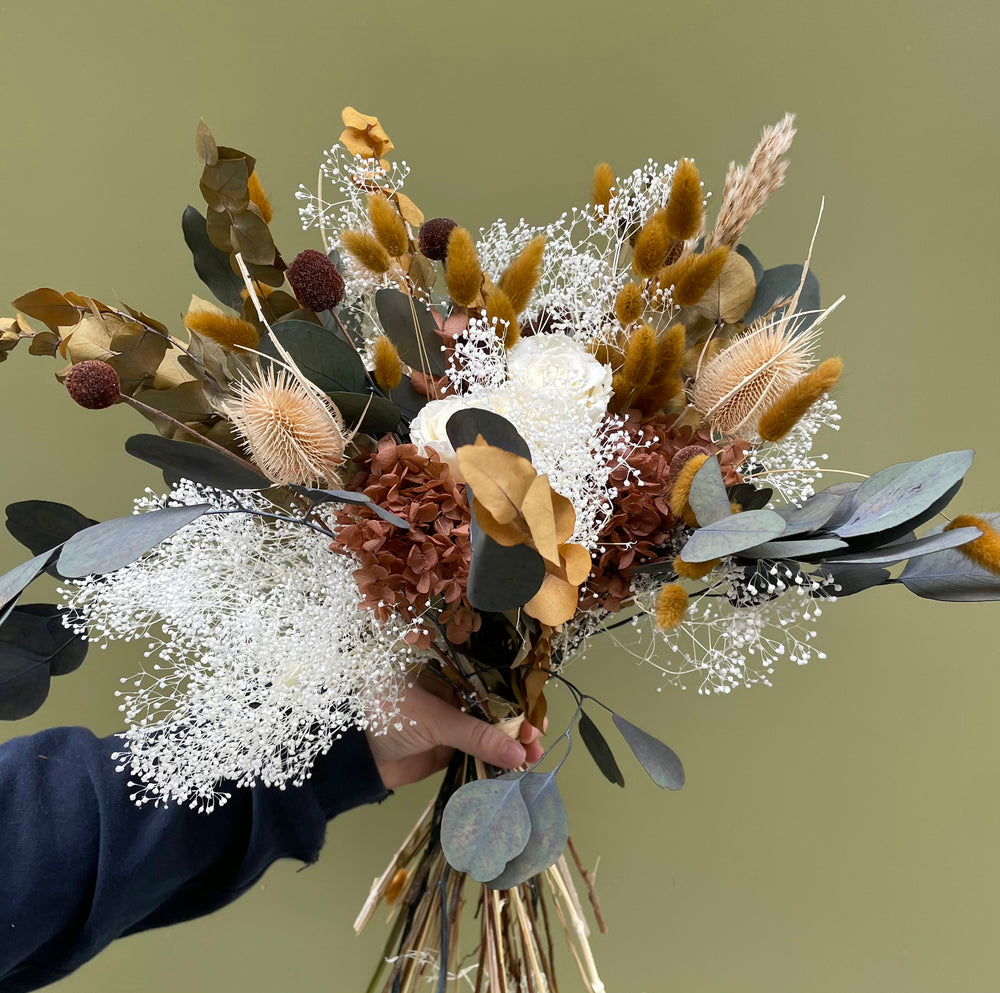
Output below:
[226,364,347,488]
[691,317,822,438]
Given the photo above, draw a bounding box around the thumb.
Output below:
[434,703,527,770]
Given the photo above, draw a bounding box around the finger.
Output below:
[378,746,452,790]
[524,739,544,765]
[433,701,526,769]
[519,723,541,745]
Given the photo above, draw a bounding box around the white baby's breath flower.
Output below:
[63,482,423,810]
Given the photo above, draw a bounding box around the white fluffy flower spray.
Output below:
[63,482,422,810]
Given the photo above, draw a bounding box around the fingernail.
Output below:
[500,741,526,768]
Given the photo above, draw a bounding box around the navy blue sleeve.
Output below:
[0,726,389,992]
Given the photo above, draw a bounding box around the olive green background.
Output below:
[2,1,1000,990]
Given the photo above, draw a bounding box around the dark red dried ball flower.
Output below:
[286,249,346,312]
[65,360,121,410]
[418,218,458,261]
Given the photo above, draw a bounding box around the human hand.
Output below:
[366,680,544,790]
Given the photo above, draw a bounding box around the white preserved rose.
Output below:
[408,394,492,478]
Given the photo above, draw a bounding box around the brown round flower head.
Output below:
[417,217,457,261]
[583,416,748,612]
[64,360,121,410]
[286,249,346,312]
[330,438,480,648]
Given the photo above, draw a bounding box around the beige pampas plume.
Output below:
[708,114,796,251]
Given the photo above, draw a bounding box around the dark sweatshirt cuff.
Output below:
[309,726,389,818]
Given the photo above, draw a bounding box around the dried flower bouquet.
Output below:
[3,107,1000,991]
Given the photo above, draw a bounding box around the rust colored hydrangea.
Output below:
[331,438,480,648]
[584,415,749,612]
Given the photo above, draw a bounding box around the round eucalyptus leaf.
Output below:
[441,776,532,882]
[679,509,787,563]
[613,713,685,790]
[689,456,732,526]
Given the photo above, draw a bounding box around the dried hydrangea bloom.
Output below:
[583,417,748,612]
[332,439,480,648]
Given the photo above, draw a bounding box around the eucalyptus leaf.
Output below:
[440,776,531,882]
[740,536,848,559]
[0,643,49,720]
[288,485,409,529]
[57,505,210,579]
[688,456,732,526]
[0,549,58,621]
[679,509,787,563]
[259,320,367,394]
[125,434,272,491]
[181,206,244,311]
[898,516,1000,601]
[735,243,764,283]
[466,512,546,612]
[776,489,852,537]
[487,772,569,889]
[327,391,402,435]
[821,526,980,567]
[578,710,625,787]
[374,287,447,376]
[1,604,87,679]
[389,376,429,421]
[743,264,821,332]
[446,409,532,461]
[727,483,773,512]
[835,451,974,539]
[613,713,684,790]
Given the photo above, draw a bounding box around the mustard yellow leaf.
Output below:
[456,442,535,526]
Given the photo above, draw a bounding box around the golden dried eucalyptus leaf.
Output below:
[520,475,562,566]
[101,314,170,394]
[471,497,531,546]
[63,291,114,313]
[152,350,196,391]
[456,442,536,526]
[407,253,437,293]
[11,288,80,332]
[195,120,218,167]
[523,543,591,627]
[691,251,757,324]
[394,192,424,227]
[135,380,215,423]
[27,330,61,357]
[229,208,277,266]
[61,314,116,364]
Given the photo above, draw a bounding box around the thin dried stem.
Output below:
[566,837,608,935]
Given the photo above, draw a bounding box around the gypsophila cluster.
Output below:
[627,561,835,694]
[62,482,422,810]
[749,396,842,504]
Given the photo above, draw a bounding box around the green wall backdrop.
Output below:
[2,1,1000,990]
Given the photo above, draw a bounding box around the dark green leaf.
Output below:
[440,776,531,882]
[688,456,732,526]
[613,713,684,790]
[181,206,244,311]
[374,288,447,375]
[288,486,409,529]
[898,516,1000,601]
[487,772,569,889]
[679,509,787,562]
[744,264,821,333]
[835,451,974,539]
[57,504,210,579]
[727,483,773,512]
[466,512,546,612]
[735,243,764,283]
[1,604,87,678]
[0,643,49,720]
[327,391,402,435]
[258,320,367,394]
[389,376,428,421]
[446,409,532,461]
[812,564,891,598]
[6,501,97,564]
[125,434,271,491]
[578,710,625,787]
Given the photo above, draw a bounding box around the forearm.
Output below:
[0,725,388,992]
